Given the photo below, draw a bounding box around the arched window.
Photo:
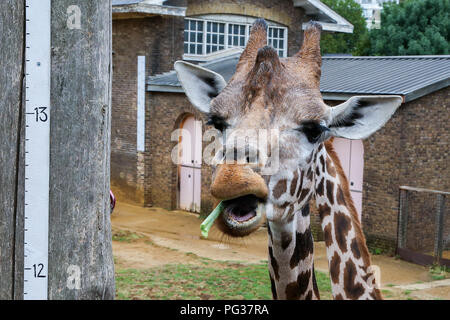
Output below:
[183,15,288,60]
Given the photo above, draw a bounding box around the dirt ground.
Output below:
[111,202,450,300]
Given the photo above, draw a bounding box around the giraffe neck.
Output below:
[267,205,320,300]
[314,141,382,300]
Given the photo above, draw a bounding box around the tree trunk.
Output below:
[0,0,115,300]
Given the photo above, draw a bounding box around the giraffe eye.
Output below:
[207,114,229,132]
[296,121,330,144]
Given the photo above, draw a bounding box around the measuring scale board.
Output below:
[23,0,51,300]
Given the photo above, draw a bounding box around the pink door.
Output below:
[333,138,364,221]
[179,116,202,213]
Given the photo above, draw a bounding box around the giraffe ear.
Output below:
[175,61,227,113]
[328,95,403,140]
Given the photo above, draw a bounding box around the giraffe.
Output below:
[175,19,402,300]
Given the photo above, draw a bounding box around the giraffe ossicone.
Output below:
[175,19,402,300]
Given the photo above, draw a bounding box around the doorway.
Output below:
[333,138,364,221]
[178,115,202,213]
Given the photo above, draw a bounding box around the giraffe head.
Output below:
[176,19,402,237]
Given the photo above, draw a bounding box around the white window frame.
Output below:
[183,15,288,61]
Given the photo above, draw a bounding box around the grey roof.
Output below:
[112,0,186,17]
[112,0,143,5]
[320,56,450,102]
[148,55,450,102]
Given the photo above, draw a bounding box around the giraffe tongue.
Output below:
[231,211,257,222]
[224,195,259,223]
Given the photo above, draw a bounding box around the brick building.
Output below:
[111,0,449,253]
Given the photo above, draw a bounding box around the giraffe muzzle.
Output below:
[218,195,266,237]
[211,164,268,237]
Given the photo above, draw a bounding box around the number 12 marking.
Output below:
[33,263,46,278]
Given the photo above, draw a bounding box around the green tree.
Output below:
[368,0,450,55]
[320,0,369,55]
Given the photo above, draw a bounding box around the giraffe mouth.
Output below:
[223,195,262,222]
[218,195,265,237]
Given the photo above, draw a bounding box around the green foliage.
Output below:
[320,0,369,55]
[368,0,450,55]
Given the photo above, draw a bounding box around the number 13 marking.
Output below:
[34,107,48,123]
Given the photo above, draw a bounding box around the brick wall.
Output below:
[311,87,450,253]
[111,16,184,205]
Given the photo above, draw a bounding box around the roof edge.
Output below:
[112,3,187,18]
[404,78,450,103]
[295,0,354,34]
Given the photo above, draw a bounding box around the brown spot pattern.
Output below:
[318,203,331,221]
[290,170,299,196]
[290,229,314,269]
[307,167,313,181]
[285,269,311,300]
[343,260,365,299]
[319,155,325,172]
[290,228,314,269]
[334,294,344,300]
[281,232,292,250]
[334,211,351,253]
[295,171,304,198]
[326,180,334,205]
[269,246,279,280]
[273,179,287,199]
[305,291,313,300]
[330,251,341,284]
[301,203,310,217]
[323,223,333,247]
[350,238,361,260]
[297,188,310,205]
[336,186,346,206]
[316,177,324,197]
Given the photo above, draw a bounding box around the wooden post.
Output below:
[0,0,25,300]
[0,1,115,299]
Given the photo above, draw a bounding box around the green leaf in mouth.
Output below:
[200,201,225,239]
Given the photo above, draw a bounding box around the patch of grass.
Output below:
[382,289,392,295]
[115,262,333,300]
[112,230,144,243]
[429,264,449,281]
[431,274,445,281]
[403,290,412,295]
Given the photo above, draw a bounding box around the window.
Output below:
[228,23,247,48]
[206,22,225,54]
[184,19,204,55]
[268,27,286,57]
[184,17,288,58]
